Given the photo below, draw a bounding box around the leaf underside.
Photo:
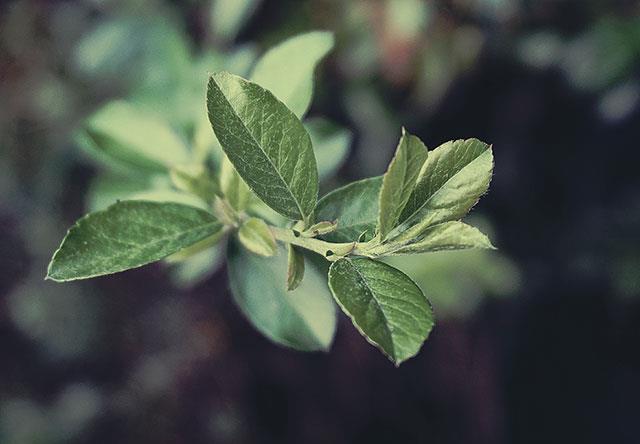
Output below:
[227,240,336,351]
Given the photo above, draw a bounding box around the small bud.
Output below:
[301,220,338,238]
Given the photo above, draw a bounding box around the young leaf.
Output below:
[305,117,352,182]
[169,164,219,203]
[47,201,223,281]
[378,128,429,239]
[219,154,251,211]
[207,71,318,221]
[301,220,337,238]
[287,245,305,291]
[238,217,277,257]
[227,240,336,351]
[250,31,334,118]
[377,221,495,255]
[395,139,493,235]
[77,101,190,173]
[314,177,382,242]
[328,257,434,365]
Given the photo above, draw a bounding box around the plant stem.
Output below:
[269,226,374,261]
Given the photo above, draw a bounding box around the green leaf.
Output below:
[78,101,190,173]
[238,217,277,257]
[394,139,493,236]
[169,164,219,203]
[85,173,152,212]
[47,201,223,282]
[168,245,224,290]
[287,245,305,291]
[219,154,251,211]
[210,0,261,42]
[251,31,334,118]
[227,240,337,351]
[378,221,495,255]
[328,257,434,365]
[207,71,319,221]
[305,117,352,181]
[378,128,429,240]
[314,177,382,242]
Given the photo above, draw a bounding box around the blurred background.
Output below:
[1,0,639,443]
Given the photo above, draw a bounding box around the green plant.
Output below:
[46,32,494,366]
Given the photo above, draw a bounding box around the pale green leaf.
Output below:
[78,101,190,173]
[207,71,318,220]
[85,173,152,212]
[395,139,493,236]
[378,128,429,239]
[219,154,251,211]
[86,174,209,212]
[227,240,337,351]
[379,221,495,255]
[238,217,277,257]
[170,164,219,203]
[124,190,209,210]
[305,117,352,181]
[314,177,382,242]
[47,201,223,282]
[210,0,261,42]
[287,245,305,291]
[328,257,434,365]
[168,245,224,290]
[251,31,334,118]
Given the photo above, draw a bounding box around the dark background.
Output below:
[1,0,639,443]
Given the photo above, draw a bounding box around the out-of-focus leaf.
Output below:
[287,245,305,291]
[314,177,382,242]
[238,217,277,257]
[210,0,262,43]
[377,128,429,240]
[78,101,190,173]
[227,240,336,351]
[74,18,191,89]
[74,19,140,79]
[387,248,520,319]
[328,257,434,365]
[85,173,153,212]
[219,155,251,211]
[207,72,318,220]
[305,117,352,181]
[170,164,219,203]
[169,245,225,289]
[47,201,222,281]
[251,31,334,117]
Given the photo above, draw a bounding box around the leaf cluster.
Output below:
[48,32,494,365]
